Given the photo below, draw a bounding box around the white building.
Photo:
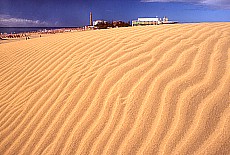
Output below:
[138,18,161,23]
[132,17,162,26]
[93,20,107,26]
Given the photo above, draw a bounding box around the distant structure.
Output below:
[132,17,161,26]
[162,16,178,24]
[132,16,178,26]
[92,20,130,29]
[93,20,107,26]
[85,12,131,29]
[90,12,93,26]
[163,16,169,22]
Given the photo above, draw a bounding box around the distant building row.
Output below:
[132,17,177,26]
[88,12,177,29]
[93,20,129,26]
[88,12,130,29]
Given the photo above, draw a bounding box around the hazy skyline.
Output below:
[0,0,230,27]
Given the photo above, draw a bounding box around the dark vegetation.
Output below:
[95,21,131,29]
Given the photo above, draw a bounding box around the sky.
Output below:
[0,0,230,27]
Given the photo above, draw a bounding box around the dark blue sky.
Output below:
[0,0,230,27]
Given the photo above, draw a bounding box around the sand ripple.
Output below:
[0,23,230,155]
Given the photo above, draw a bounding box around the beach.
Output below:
[0,28,82,44]
[0,23,230,155]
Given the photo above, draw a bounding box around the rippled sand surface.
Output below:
[0,23,230,155]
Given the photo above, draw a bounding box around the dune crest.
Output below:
[0,23,230,155]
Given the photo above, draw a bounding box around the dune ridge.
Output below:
[0,23,230,155]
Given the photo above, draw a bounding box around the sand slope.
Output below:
[0,23,230,155]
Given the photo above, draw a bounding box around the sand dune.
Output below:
[0,23,230,155]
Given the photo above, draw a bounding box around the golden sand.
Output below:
[0,23,230,155]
